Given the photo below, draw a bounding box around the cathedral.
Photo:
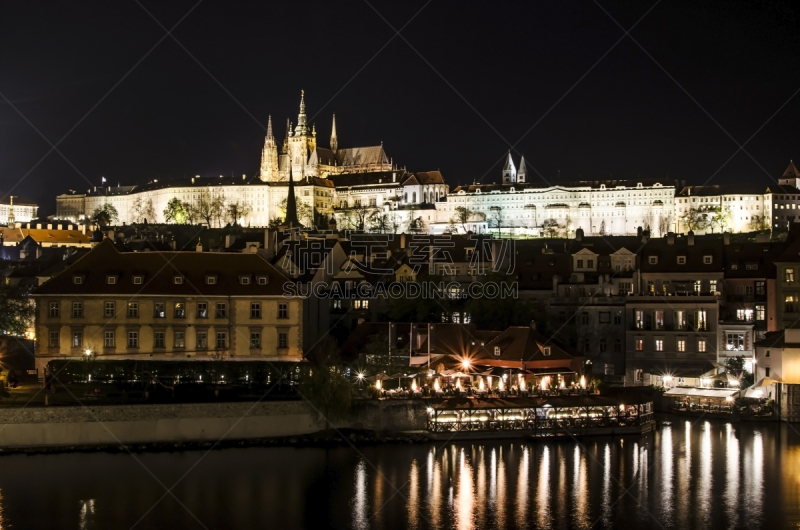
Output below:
[259,91,392,182]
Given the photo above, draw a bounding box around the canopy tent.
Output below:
[664,387,739,399]
[366,373,392,382]
[742,377,781,398]
[409,354,446,367]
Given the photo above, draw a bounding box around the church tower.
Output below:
[502,152,517,184]
[330,113,338,153]
[289,91,316,180]
[517,154,528,183]
[259,115,280,182]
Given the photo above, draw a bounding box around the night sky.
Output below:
[1,0,799,215]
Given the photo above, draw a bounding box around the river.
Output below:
[0,418,798,529]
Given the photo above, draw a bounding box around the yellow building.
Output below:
[32,239,303,373]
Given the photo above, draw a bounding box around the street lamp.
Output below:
[461,359,471,371]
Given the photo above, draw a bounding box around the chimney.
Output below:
[723,232,731,245]
[687,230,695,246]
[400,233,407,249]
[666,232,675,245]
[575,227,583,241]
[641,230,649,244]
[196,239,203,253]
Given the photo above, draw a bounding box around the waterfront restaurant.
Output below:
[470,326,584,389]
[664,386,739,413]
[426,395,654,439]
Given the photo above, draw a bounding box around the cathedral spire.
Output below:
[285,164,300,227]
[260,115,279,181]
[283,118,291,153]
[295,90,308,135]
[266,115,274,141]
[330,113,338,153]
[517,154,528,183]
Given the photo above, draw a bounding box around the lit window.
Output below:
[786,268,795,282]
[698,340,707,352]
[655,339,664,352]
[494,346,501,356]
[154,303,165,318]
[174,331,185,349]
[755,305,765,321]
[72,332,82,348]
[49,302,60,318]
[635,339,643,351]
[196,303,207,318]
[677,339,685,352]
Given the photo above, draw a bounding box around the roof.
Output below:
[663,387,739,399]
[403,171,446,185]
[329,171,403,188]
[783,161,800,179]
[0,227,91,246]
[676,183,780,197]
[640,234,724,273]
[477,326,576,365]
[335,146,389,167]
[430,394,650,410]
[33,239,290,297]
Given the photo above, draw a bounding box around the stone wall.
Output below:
[779,383,800,423]
[350,399,427,432]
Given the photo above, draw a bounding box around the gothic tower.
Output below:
[330,113,338,153]
[289,90,316,180]
[259,115,280,182]
[502,152,517,184]
[517,154,528,183]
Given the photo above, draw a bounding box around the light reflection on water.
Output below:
[0,420,797,529]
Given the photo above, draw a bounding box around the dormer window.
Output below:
[703,255,713,264]
[107,276,117,285]
[73,275,83,285]
[677,256,686,265]
[241,277,250,285]
[257,276,268,285]
[174,276,183,285]
[206,276,217,285]
[494,346,501,356]
[648,256,658,265]
[133,276,143,285]
[542,346,551,356]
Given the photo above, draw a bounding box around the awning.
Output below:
[664,387,739,399]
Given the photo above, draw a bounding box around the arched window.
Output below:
[423,191,428,203]
[413,192,417,203]
[436,191,440,202]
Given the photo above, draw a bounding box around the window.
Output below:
[695,310,708,330]
[599,312,610,324]
[736,285,746,295]
[174,276,183,284]
[746,264,758,271]
[206,276,217,285]
[127,302,139,318]
[618,282,632,295]
[154,303,165,318]
[104,302,115,318]
[736,309,754,322]
[756,304,765,321]
[494,346,501,356]
[698,340,707,352]
[727,332,745,351]
[654,310,664,330]
[580,312,589,325]
[613,313,622,325]
[332,299,342,310]
[73,276,83,285]
[785,295,798,312]
[197,302,208,318]
[635,310,644,329]
[196,331,208,349]
[104,331,115,348]
[278,303,288,319]
[72,302,83,318]
[694,280,702,294]
[542,346,551,356]
[278,332,288,349]
[677,256,686,265]
[655,339,664,352]
[354,300,370,310]
[677,339,686,352]
[250,303,261,319]
[127,331,139,348]
[709,280,717,293]
[614,339,622,352]
[635,339,643,351]
[755,281,766,296]
[599,340,607,352]
[175,302,186,318]
[786,268,795,282]
[674,310,686,330]
[766,367,771,377]
[703,255,713,264]
[133,276,143,285]
[241,277,250,285]
[174,331,185,349]
[216,332,227,349]
[257,276,268,285]
[49,331,59,348]
[215,303,227,319]
[648,256,658,264]
[72,331,82,348]
[49,302,60,318]
[588,260,594,268]
[250,332,261,349]
[107,276,116,285]
[647,281,655,293]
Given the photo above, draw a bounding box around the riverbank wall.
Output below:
[0,399,429,450]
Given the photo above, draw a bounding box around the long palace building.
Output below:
[54,91,800,236]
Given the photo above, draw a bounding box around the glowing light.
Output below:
[663,375,673,383]
[479,378,485,390]
[84,349,91,356]
[411,380,417,391]
[461,359,471,370]
[356,372,365,380]
[729,379,740,387]
[580,375,586,389]
[498,377,505,391]
[427,407,434,414]
[434,378,441,391]
[725,396,733,402]
[376,379,382,390]
[456,378,462,390]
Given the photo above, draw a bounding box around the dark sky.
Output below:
[1,0,799,215]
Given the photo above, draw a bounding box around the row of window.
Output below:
[634,338,708,353]
[52,330,289,350]
[76,275,270,286]
[49,301,289,320]
[634,310,710,331]
[648,255,713,265]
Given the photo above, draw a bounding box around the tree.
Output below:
[279,197,313,226]
[367,211,392,233]
[226,201,253,226]
[642,209,655,234]
[189,188,226,227]
[680,207,708,233]
[163,197,190,224]
[542,219,560,238]
[299,337,352,431]
[599,220,607,236]
[490,206,505,236]
[0,283,34,337]
[449,206,485,234]
[90,203,119,227]
[657,212,674,237]
[749,214,770,232]
[710,206,732,233]
[130,197,155,223]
